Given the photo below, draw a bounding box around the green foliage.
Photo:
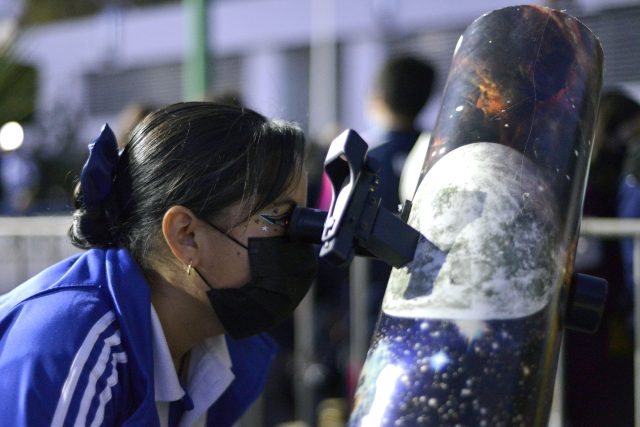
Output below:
[22,0,176,25]
[0,56,37,124]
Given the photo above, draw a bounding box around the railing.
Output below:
[1,216,639,426]
[0,216,78,294]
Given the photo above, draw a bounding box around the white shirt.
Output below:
[150,305,235,427]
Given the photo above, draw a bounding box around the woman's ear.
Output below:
[162,206,200,267]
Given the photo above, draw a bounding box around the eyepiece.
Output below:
[287,207,327,244]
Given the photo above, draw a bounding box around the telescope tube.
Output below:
[349,5,603,426]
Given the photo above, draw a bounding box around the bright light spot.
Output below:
[429,351,450,372]
[362,365,404,426]
[454,320,487,343]
[0,121,24,151]
[455,105,464,112]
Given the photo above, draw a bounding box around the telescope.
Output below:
[289,5,607,425]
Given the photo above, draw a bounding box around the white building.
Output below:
[12,0,640,146]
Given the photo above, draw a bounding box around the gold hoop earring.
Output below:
[186,262,192,276]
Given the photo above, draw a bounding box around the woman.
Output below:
[0,102,318,426]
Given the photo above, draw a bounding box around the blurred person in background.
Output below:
[115,102,156,150]
[564,89,640,427]
[310,55,435,413]
[613,92,640,302]
[0,148,39,214]
[205,89,245,108]
[363,54,435,338]
[0,102,318,426]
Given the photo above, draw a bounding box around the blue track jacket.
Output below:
[0,248,277,426]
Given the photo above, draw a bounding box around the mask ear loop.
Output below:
[192,266,215,291]
[195,219,249,292]
[202,219,249,250]
[185,258,217,291]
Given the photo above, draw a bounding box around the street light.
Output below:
[0,121,24,151]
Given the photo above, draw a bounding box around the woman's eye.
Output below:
[259,211,292,228]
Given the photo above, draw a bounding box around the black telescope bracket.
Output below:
[288,129,420,269]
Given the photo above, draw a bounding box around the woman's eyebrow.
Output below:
[263,197,298,214]
[268,198,297,210]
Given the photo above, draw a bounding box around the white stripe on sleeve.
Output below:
[51,311,116,427]
[89,351,128,427]
[74,331,127,427]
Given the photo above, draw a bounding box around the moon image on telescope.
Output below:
[384,142,562,320]
[350,143,567,426]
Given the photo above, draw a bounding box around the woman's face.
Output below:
[197,172,308,289]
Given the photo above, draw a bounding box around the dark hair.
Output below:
[375,55,435,120]
[592,90,640,159]
[70,102,306,266]
[597,91,640,135]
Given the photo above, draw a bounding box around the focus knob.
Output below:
[566,273,608,334]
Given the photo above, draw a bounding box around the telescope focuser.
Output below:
[288,129,420,269]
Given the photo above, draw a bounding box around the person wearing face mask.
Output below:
[0,102,318,426]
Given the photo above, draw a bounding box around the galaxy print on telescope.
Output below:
[350,313,548,426]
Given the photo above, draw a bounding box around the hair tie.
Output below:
[80,124,120,209]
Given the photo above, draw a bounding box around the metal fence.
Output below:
[1,216,638,426]
[0,216,78,294]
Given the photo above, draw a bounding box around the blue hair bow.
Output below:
[80,124,120,208]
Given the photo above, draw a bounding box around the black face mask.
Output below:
[194,234,318,339]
